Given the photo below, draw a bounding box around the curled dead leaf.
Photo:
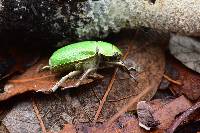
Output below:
[167,57,200,100]
[0,58,102,101]
[153,96,192,130]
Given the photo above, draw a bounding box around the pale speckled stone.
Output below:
[169,34,200,73]
[74,0,200,39]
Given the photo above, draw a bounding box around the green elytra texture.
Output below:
[49,41,122,72]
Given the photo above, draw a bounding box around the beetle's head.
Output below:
[107,52,121,61]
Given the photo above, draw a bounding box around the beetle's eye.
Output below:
[110,52,120,61]
[113,52,119,57]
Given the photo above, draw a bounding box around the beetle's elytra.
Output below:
[45,41,136,92]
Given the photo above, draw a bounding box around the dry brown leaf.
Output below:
[167,101,200,133]
[0,32,166,132]
[0,45,40,81]
[107,39,166,111]
[88,115,144,133]
[168,57,200,100]
[0,58,102,101]
[2,100,41,133]
[35,35,165,131]
[78,114,165,133]
[148,98,173,112]
[153,96,192,130]
[59,124,76,133]
[106,35,166,125]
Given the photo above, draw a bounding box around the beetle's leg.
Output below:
[105,61,137,79]
[51,70,81,92]
[74,68,97,87]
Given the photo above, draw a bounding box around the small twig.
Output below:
[107,94,135,102]
[93,40,133,123]
[163,74,182,86]
[167,101,200,133]
[0,71,15,81]
[32,98,47,133]
[93,68,118,123]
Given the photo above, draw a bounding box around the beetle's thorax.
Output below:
[75,56,98,71]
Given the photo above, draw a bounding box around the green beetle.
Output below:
[44,41,136,92]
